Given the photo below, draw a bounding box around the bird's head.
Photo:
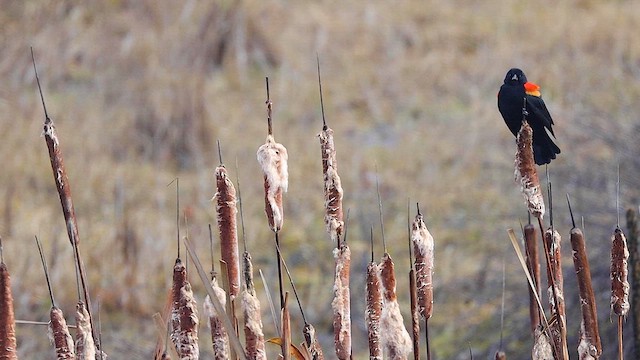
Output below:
[504,68,527,85]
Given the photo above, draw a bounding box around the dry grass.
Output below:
[1,1,639,358]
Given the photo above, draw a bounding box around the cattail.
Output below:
[570,226,601,359]
[215,164,240,299]
[515,121,545,219]
[0,259,17,360]
[611,227,630,316]
[303,323,325,360]
[379,253,412,360]
[532,328,553,360]
[495,350,507,360]
[318,127,344,243]
[411,212,434,320]
[544,228,568,360]
[49,307,76,359]
[170,259,199,360]
[611,227,629,360]
[366,261,383,360]
[204,276,230,360]
[75,302,96,360]
[524,223,541,335]
[241,252,266,360]
[332,244,352,359]
[257,134,288,232]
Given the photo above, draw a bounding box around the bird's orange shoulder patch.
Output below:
[524,82,541,97]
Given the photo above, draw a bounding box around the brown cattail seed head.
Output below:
[257,135,288,232]
[0,262,17,360]
[611,227,630,316]
[515,121,545,219]
[411,212,434,320]
[318,127,344,243]
[214,165,240,298]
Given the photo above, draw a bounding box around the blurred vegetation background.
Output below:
[1,0,639,358]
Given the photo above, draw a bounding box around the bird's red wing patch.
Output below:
[524,82,541,97]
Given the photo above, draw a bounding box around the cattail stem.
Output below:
[409,269,419,360]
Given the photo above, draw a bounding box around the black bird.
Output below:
[498,68,560,165]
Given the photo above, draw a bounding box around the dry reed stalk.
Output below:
[0,260,17,360]
[281,293,291,360]
[495,350,506,360]
[366,261,383,360]
[257,134,289,232]
[49,307,76,359]
[215,165,240,299]
[409,269,419,360]
[332,244,352,359]
[241,252,266,360]
[411,213,434,320]
[611,227,629,360]
[544,228,568,360]
[170,259,199,359]
[204,276,230,360]
[570,227,601,359]
[318,127,344,243]
[303,323,325,360]
[379,253,412,360]
[524,223,541,335]
[515,121,545,219]
[75,302,96,360]
[532,328,553,360]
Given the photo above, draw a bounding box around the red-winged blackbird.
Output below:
[498,68,560,165]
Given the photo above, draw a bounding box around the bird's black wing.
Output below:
[525,94,556,136]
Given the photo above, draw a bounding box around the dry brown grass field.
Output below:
[1,0,639,358]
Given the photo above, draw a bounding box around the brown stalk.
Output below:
[409,269,419,360]
[332,244,352,359]
[205,276,230,360]
[170,258,199,359]
[241,252,266,360]
[544,228,568,360]
[281,293,291,360]
[0,252,17,360]
[32,49,95,344]
[611,227,629,360]
[524,223,541,335]
[215,163,240,299]
[515,121,545,219]
[625,208,640,357]
[366,259,383,360]
[495,350,506,360]
[49,307,76,359]
[379,253,412,360]
[75,302,95,360]
[567,195,601,359]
